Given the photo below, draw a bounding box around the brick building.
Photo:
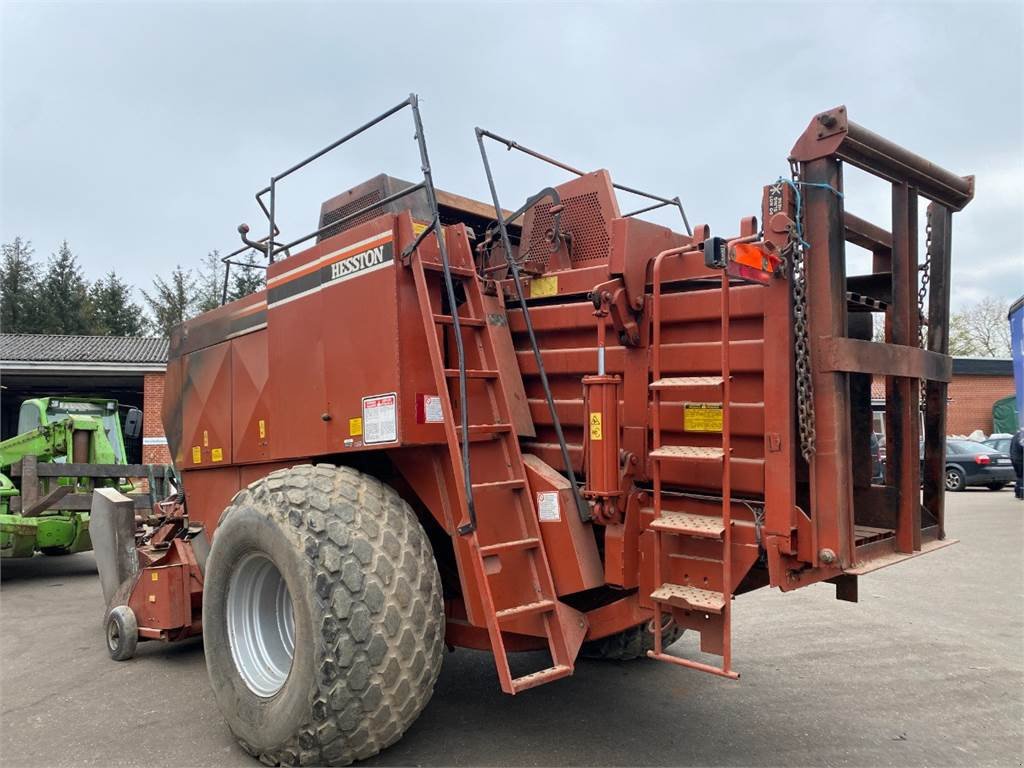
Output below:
[0,334,171,464]
[871,356,1016,436]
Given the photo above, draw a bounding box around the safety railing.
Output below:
[211,94,477,532]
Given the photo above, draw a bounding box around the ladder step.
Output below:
[650,510,725,539]
[433,313,486,327]
[479,537,541,556]
[445,368,499,379]
[511,664,572,693]
[650,446,725,461]
[420,261,476,277]
[650,376,724,390]
[472,478,526,491]
[495,599,555,620]
[651,583,726,614]
[456,423,513,439]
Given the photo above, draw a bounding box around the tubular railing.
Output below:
[212,94,478,533]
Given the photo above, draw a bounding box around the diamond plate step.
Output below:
[649,446,725,461]
[511,664,572,693]
[650,376,724,390]
[650,510,725,538]
[650,583,726,614]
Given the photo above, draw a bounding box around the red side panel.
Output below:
[181,343,232,469]
[231,331,271,463]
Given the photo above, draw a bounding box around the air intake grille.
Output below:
[524,191,609,269]
[318,189,385,241]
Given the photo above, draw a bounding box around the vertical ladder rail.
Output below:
[649,245,699,659]
[410,96,476,535]
[409,248,580,695]
[719,267,733,675]
[647,243,739,679]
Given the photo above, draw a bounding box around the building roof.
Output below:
[0,334,168,373]
[951,357,1013,376]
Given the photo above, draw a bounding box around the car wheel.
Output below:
[987,482,1005,491]
[945,467,966,492]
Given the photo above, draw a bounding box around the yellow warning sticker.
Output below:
[530,275,558,298]
[683,402,724,433]
[349,417,363,436]
[589,412,603,441]
[211,448,223,462]
[192,446,201,464]
[412,221,445,242]
[203,430,209,448]
[258,419,266,440]
[151,572,159,582]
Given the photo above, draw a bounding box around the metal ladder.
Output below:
[647,255,738,679]
[408,236,579,694]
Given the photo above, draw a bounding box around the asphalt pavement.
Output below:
[2,489,1021,767]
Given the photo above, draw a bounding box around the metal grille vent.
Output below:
[318,189,385,241]
[524,192,609,269]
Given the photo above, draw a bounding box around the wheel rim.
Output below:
[227,552,295,697]
[945,470,960,490]
[107,618,120,652]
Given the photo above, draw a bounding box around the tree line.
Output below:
[0,237,264,338]
[2,235,1014,356]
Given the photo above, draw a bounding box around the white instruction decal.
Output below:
[424,394,444,423]
[361,393,397,444]
[537,491,560,522]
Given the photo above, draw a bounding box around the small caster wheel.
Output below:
[106,605,138,661]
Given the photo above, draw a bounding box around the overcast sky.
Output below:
[2,1,1021,315]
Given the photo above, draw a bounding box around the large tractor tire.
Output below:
[202,464,444,767]
[580,618,683,661]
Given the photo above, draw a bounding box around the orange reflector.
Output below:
[728,242,780,285]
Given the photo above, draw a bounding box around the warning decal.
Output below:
[362,393,398,445]
[589,412,603,441]
[530,275,558,298]
[423,395,444,424]
[683,402,724,433]
[537,491,560,522]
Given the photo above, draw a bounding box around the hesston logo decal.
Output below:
[267,233,394,308]
[329,243,391,281]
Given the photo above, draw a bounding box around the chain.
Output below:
[786,160,817,463]
[917,207,933,406]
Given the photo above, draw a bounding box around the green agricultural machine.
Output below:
[0,397,175,558]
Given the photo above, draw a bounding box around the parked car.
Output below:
[870,432,884,483]
[983,435,1012,454]
[935,439,1016,491]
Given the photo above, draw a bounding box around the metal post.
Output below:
[923,203,952,539]
[802,157,854,567]
[891,182,921,553]
[268,178,276,265]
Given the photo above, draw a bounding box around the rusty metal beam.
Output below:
[890,182,921,553]
[791,106,974,211]
[803,157,855,568]
[817,337,952,381]
[844,212,892,252]
[923,203,953,539]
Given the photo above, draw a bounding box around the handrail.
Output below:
[217,94,478,534]
[475,127,692,236]
[476,129,590,524]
